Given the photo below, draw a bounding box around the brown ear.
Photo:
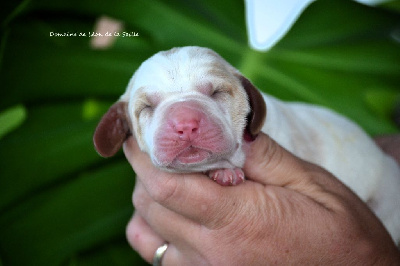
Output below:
[238,75,266,137]
[93,101,131,157]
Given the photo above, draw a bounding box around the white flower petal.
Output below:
[245,0,393,51]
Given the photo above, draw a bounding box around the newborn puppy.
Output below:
[94,46,400,243]
[94,47,266,185]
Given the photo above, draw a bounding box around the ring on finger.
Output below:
[152,242,169,266]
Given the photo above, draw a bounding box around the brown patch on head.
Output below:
[206,62,240,96]
[217,83,235,97]
[160,47,179,57]
[207,63,234,80]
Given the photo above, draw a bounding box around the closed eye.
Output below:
[135,101,153,118]
[211,89,222,97]
[211,87,231,99]
[141,102,153,112]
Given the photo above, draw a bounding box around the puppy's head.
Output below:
[94,46,266,172]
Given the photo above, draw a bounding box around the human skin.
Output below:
[375,135,400,165]
[124,133,400,265]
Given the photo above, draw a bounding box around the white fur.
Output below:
[120,46,400,243]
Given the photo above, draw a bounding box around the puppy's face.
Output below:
[94,47,266,173]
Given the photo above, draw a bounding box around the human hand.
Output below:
[124,133,400,265]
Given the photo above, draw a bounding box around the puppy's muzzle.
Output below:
[153,100,234,168]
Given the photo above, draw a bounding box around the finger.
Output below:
[126,212,165,263]
[126,213,182,265]
[243,132,311,186]
[123,136,245,228]
[131,181,208,266]
[132,179,201,242]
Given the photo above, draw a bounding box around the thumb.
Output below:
[243,132,314,187]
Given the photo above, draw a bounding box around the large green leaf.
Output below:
[0,105,26,140]
[0,0,399,265]
[0,161,135,265]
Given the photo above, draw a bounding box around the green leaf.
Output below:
[66,241,145,266]
[0,103,101,210]
[82,99,113,121]
[380,0,400,13]
[0,104,26,140]
[364,89,400,118]
[0,161,136,265]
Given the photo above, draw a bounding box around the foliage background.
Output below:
[0,0,399,265]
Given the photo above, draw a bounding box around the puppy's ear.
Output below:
[238,75,266,138]
[93,101,131,157]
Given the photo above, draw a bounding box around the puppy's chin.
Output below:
[151,144,239,173]
[173,146,211,165]
[153,155,213,173]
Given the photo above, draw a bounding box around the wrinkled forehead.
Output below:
[131,48,235,94]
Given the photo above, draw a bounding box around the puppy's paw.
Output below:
[209,168,245,186]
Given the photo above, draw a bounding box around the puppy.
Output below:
[94,46,400,243]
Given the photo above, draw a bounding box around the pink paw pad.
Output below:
[209,168,245,186]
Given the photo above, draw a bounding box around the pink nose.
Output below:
[173,119,200,141]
